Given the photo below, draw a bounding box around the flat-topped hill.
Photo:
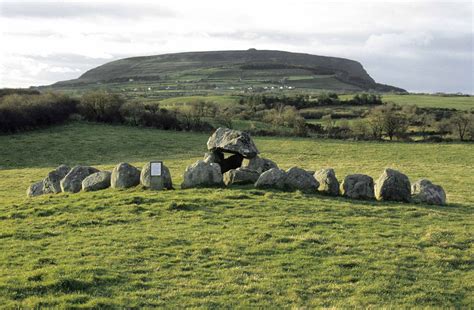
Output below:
[53,49,405,92]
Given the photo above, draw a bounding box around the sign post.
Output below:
[149,161,164,190]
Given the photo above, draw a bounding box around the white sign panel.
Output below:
[150,162,162,176]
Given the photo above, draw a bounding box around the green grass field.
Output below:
[340,94,474,110]
[0,122,473,307]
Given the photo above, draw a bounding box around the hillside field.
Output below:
[0,122,473,307]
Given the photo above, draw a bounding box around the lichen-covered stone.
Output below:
[314,168,339,196]
[82,171,111,192]
[111,163,140,189]
[181,160,223,189]
[412,179,446,205]
[340,174,375,200]
[375,168,411,202]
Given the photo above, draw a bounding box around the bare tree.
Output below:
[383,110,408,141]
[450,112,473,141]
[366,107,384,140]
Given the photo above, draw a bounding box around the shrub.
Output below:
[0,92,77,133]
[79,91,124,123]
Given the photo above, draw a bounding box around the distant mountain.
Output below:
[52,49,406,92]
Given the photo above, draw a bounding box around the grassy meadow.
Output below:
[0,122,473,307]
[340,94,474,110]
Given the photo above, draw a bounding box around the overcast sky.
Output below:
[0,0,472,93]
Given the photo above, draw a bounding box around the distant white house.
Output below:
[129,78,134,82]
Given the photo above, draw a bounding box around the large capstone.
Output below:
[181,160,223,189]
[43,164,70,194]
[111,163,140,189]
[241,155,278,174]
[314,168,339,196]
[412,179,446,205]
[140,162,173,190]
[284,167,319,193]
[375,168,411,202]
[340,174,375,200]
[223,168,260,186]
[207,127,259,159]
[82,171,111,192]
[255,168,287,189]
[60,165,99,193]
[27,181,44,197]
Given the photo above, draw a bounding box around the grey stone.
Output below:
[111,162,140,189]
[140,162,173,190]
[223,168,260,186]
[43,164,70,194]
[181,160,223,189]
[27,181,44,197]
[412,179,446,205]
[82,171,111,192]
[284,167,319,192]
[60,165,99,193]
[340,174,375,200]
[255,168,287,189]
[207,127,259,158]
[314,168,339,196]
[203,151,224,164]
[375,168,411,202]
[241,155,278,173]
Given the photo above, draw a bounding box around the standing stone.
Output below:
[111,163,140,189]
[314,168,339,196]
[60,166,99,193]
[82,171,111,192]
[223,168,260,186]
[412,179,446,205]
[181,160,223,189]
[284,167,319,192]
[375,168,411,202]
[43,164,70,194]
[340,174,375,200]
[241,155,278,174]
[140,162,173,190]
[203,151,224,164]
[255,168,287,189]
[27,181,44,197]
[207,127,259,158]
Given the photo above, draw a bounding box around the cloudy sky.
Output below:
[0,0,472,93]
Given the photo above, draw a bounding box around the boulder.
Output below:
[223,168,260,186]
[181,160,223,189]
[284,167,319,192]
[241,155,278,174]
[375,168,411,202]
[27,181,44,197]
[60,165,99,193]
[207,127,259,158]
[255,168,287,189]
[412,179,446,205]
[314,168,339,196]
[111,163,140,189]
[43,164,70,194]
[340,174,375,200]
[82,171,111,192]
[140,162,173,190]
